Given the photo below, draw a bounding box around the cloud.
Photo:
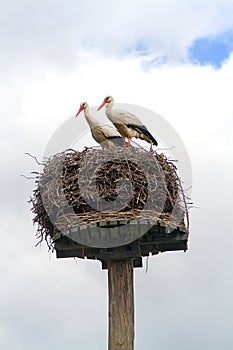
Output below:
[1,51,233,348]
[0,217,107,350]
[1,0,233,69]
[1,1,233,348]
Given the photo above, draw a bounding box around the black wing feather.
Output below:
[105,136,124,147]
[126,124,158,146]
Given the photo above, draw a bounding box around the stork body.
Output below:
[76,102,124,147]
[97,96,158,147]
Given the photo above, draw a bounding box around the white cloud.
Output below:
[1,0,233,67]
[1,1,233,348]
[1,52,233,348]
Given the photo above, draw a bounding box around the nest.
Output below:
[30,147,188,247]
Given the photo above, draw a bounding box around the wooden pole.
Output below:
[108,259,134,350]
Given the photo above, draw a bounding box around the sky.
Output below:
[1,0,233,349]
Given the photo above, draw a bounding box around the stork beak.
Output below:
[75,106,83,117]
[97,100,106,111]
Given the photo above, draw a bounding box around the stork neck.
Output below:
[84,108,99,127]
[105,100,114,116]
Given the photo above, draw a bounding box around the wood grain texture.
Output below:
[108,259,134,350]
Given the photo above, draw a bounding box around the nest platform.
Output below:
[53,217,188,269]
[30,146,189,266]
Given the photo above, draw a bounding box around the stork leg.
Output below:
[127,136,131,147]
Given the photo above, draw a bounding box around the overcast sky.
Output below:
[1,1,233,349]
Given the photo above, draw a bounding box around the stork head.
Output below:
[75,101,88,117]
[97,96,114,111]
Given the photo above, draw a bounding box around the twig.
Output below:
[25,152,43,165]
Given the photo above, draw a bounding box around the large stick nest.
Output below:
[30,147,188,247]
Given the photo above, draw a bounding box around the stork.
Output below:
[75,102,124,147]
[97,96,158,148]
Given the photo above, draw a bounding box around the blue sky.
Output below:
[189,31,233,68]
[134,32,233,69]
[0,1,233,349]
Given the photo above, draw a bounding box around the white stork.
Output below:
[97,96,158,148]
[75,102,124,147]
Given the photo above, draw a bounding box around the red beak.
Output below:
[75,106,84,117]
[97,100,106,111]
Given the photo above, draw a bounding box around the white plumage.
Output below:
[97,96,158,147]
[76,102,124,147]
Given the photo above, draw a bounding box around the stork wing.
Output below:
[93,124,124,147]
[101,125,124,146]
[126,123,158,146]
[105,136,124,146]
[100,124,122,138]
[111,109,143,125]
